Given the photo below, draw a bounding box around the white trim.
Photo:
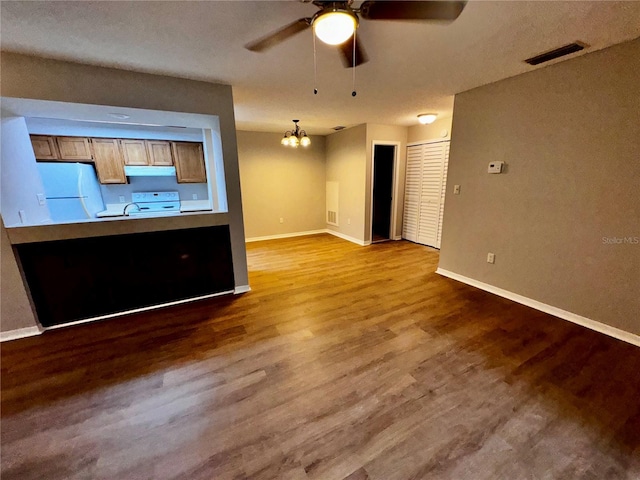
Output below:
[393,236,402,241]
[407,138,451,147]
[245,230,326,243]
[435,268,640,348]
[0,326,43,342]
[234,285,251,294]
[326,229,367,246]
[370,141,400,245]
[44,290,234,331]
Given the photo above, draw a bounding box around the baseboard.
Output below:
[45,290,235,331]
[0,326,42,342]
[325,229,367,246]
[393,236,402,241]
[435,268,640,348]
[245,230,327,243]
[234,285,251,294]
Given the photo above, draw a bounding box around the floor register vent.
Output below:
[524,41,586,65]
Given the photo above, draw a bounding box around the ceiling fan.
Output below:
[245,0,467,68]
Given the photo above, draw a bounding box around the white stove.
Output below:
[127,191,181,216]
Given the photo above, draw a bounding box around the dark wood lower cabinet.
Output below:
[17,226,235,327]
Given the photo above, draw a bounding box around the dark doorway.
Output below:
[372,144,395,243]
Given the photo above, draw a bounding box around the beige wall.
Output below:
[237,131,326,239]
[0,52,248,333]
[325,125,368,243]
[407,116,453,144]
[1,221,38,331]
[365,124,408,241]
[439,38,640,336]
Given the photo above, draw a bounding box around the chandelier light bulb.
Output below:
[300,135,311,147]
[314,11,357,45]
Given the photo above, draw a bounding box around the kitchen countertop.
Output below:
[6,208,230,244]
[96,200,212,218]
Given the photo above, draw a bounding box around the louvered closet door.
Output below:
[416,143,445,247]
[402,141,450,248]
[402,145,422,242]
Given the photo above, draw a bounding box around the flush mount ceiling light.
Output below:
[418,113,438,125]
[281,120,311,148]
[313,9,358,45]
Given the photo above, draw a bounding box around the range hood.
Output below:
[124,166,176,177]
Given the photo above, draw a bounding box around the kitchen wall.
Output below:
[1,52,248,335]
[1,116,51,227]
[325,125,368,244]
[407,116,453,144]
[439,37,640,337]
[365,124,408,242]
[237,131,326,239]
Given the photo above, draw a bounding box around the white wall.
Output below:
[439,37,640,337]
[237,131,326,239]
[0,116,51,227]
[325,125,368,243]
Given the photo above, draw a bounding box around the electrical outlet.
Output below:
[279,217,284,224]
[453,185,461,195]
[487,253,495,264]
[19,210,27,224]
[192,194,198,200]
[119,195,126,203]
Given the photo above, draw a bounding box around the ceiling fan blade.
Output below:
[359,1,466,22]
[245,18,311,52]
[338,34,369,68]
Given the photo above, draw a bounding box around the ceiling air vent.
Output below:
[524,42,586,66]
[333,126,346,131]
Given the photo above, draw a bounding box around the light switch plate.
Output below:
[37,193,46,205]
[487,253,495,264]
[453,185,461,195]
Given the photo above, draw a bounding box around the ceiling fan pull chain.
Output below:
[313,32,318,95]
[352,30,357,97]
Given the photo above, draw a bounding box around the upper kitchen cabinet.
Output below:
[30,135,60,160]
[56,136,93,161]
[146,140,173,166]
[92,138,126,184]
[120,139,149,166]
[172,142,206,183]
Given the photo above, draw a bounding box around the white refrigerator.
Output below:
[37,163,105,222]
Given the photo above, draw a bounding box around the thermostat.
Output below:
[488,161,504,174]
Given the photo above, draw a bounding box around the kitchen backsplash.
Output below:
[100,176,209,204]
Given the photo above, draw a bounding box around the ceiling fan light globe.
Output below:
[314,11,357,45]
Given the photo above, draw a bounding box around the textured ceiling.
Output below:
[2,1,640,135]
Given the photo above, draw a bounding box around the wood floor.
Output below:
[2,234,639,479]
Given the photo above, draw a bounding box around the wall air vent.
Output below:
[524,42,587,66]
[333,126,346,131]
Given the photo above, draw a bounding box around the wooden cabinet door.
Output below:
[56,137,93,160]
[93,139,126,184]
[120,139,149,166]
[30,135,59,160]
[172,142,206,183]
[146,140,173,166]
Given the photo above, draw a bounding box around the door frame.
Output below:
[370,141,401,243]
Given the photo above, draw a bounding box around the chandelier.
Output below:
[281,120,311,147]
